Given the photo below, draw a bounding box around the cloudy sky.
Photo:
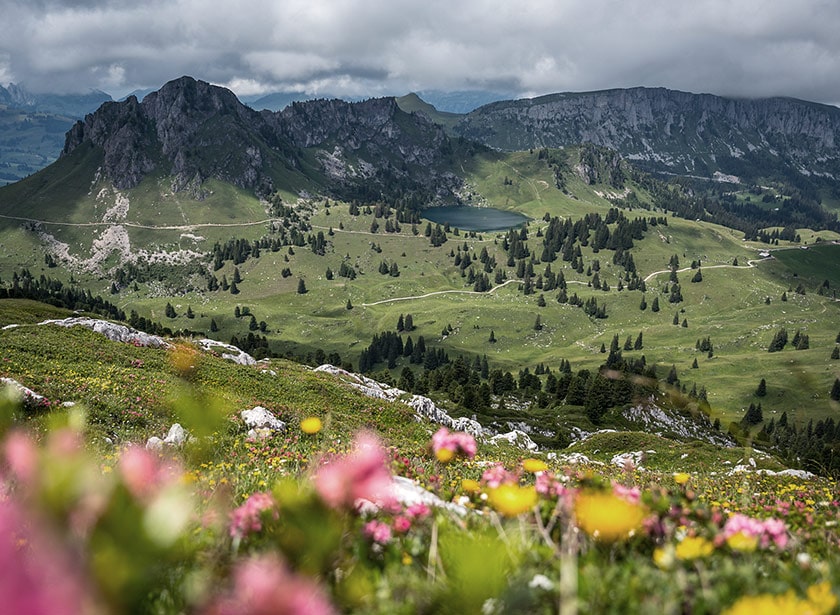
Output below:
[2,0,840,105]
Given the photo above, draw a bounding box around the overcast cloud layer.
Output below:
[2,0,839,105]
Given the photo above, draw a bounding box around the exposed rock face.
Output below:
[196,339,257,366]
[313,364,540,450]
[455,86,840,181]
[62,76,460,202]
[39,317,171,348]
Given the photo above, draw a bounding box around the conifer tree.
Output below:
[832,378,840,402]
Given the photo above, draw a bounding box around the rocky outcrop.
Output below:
[313,364,541,450]
[196,339,257,366]
[38,317,171,348]
[622,400,736,448]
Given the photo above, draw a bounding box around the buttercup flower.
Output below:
[673,472,691,485]
[675,536,714,560]
[488,484,538,517]
[522,458,548,473]
[300,417,323,435]
[574,490,648,542]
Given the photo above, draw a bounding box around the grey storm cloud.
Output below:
[2,0,840,105]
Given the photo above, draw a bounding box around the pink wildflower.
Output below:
[230,492,278,540]
[431,427,477,462]
[405,503,431,519]
[118,445,181,502]
[0,499,96,615]
[723,513,788,549]
[315,432,394,510]
[364,519,393,544]
[612,482,641,505]
[3,431,38,487]
[392,516,412,533]
[204,553,335,615]
[481,463,518,488]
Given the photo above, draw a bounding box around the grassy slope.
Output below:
[0,298,783,476]
[0,147,839,431]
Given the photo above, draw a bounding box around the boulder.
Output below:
[40,317,170,348]
[241,406,286,431]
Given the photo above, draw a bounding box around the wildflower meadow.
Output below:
[2,320,840,613]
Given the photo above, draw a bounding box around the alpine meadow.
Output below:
[2,75,840,613]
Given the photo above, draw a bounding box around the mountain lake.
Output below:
[422,205,529,231]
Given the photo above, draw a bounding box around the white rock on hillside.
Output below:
[40,317,171,348]
[0,377,46,406]
[145,423,189,450]
[314,365,500,443]
[489,430,538,451]
[611,450,655,470]
[241,406,286,432]
[388,476,468,516]
[622,401,735,448]
[197,339,257,365]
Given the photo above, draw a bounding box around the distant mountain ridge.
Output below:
[0,83,114,185]
[453,87,840,187]
[0,82,112,117]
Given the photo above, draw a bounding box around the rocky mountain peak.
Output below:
[57,76,461,203]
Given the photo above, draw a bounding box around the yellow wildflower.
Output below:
[522,458,548,473]
[300,417,323,435]
[723,582,837,615]
[653,546,675,570]
[675,536,714,560]
[461,479,481,493]
[726,531,759,552]
[574,491,647,542]
[673,472,690,485]
[434,448,455,463]
[488,484,538,517]
[806,582,838,614]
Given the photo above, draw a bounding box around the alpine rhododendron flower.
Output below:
[118,444,182,503]
[229,492,278,540]
[204,553,335,615]
[363,519,393,544]
[430,427,477,462]
[722,513,788,549]
[0,499,95,615]
[315,431,394,510]
[481,463,518,488]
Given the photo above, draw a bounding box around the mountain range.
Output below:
[4,76,840,200]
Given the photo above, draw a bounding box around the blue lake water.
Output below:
[422,206,529,232]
